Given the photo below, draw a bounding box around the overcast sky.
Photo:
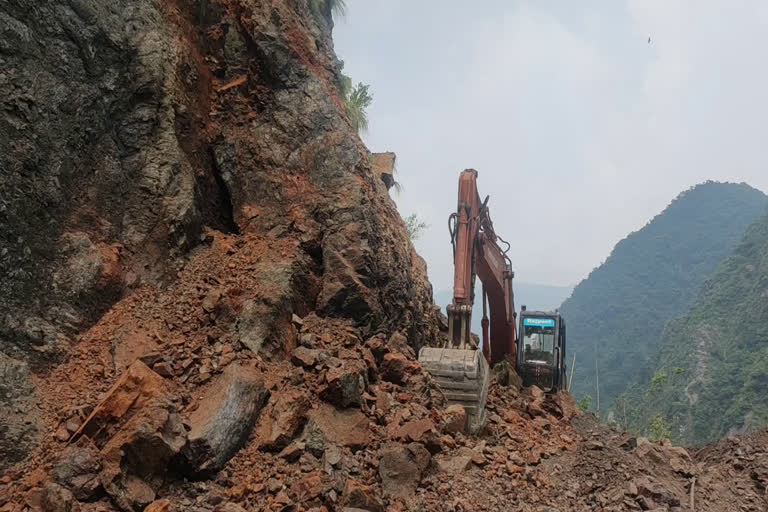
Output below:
[334,0,768,289]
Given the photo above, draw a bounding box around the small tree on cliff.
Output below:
[404,213,428,242]
[344,82,373,134]
[311,0,346,19]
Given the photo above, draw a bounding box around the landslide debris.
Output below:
[6,309,766,511]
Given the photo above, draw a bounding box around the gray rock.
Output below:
[54,445,103,501]
[41,482,80,512]
[102,474,155,512]
[320,359,366,408]
[184,364,269,473]
[0,351,40,472]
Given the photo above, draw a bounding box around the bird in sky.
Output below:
[648,36,651,44]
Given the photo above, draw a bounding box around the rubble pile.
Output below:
[2,262,767,511]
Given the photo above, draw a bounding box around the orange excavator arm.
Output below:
[447,169,516,366]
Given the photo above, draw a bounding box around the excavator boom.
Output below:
[446,169,516,364]
[419,169,517,432]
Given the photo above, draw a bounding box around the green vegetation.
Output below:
[650,371,668,392]
[577,395,593,413]
[560,182,768,424]
[337,61,373,135]
[404,213,428,242]
[620,210,768,445]
[343,82,372,134]
[649,414,671,441]
[310,0,346,19]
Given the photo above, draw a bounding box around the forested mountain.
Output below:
[560,182,768,416]
[620,211,768,445]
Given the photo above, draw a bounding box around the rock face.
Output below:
[184,364,269,473]
[0,0,439,467]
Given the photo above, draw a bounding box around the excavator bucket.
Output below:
[418,347,489,433]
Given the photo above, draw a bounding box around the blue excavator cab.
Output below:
[516,307,567,392]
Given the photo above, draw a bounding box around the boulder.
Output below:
[72,360,172,445]
[278,441,306,462]
[102,474,155,512]
[41,483,80,512]
[358,349,376,377]
[54,445,103,501]
[202,289,223,314]
[364,336,388,364]
[342,479,384,511]
[378,443,431,499]
[549,391,580,420]
[144,500,173,512]
[374,390,393,420]
[442,405,468,434]
[184,364,269,473]
[290,471,325,501]
[387,332,415,358]
[256,390,310,451]
[636,478,681,507]
[524,386,548,418]
[303,404,371,454]
[634,438,667,464]
[99,403,186,511]
[320,360,366,408]
[100,404,187,478]
[381,353,420,384]
[395,419,435,443]
[435,454,473,474]
[291,346,321,368]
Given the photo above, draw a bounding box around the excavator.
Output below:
[418,169,566,431]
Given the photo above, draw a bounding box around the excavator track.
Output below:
[418,347,489,433]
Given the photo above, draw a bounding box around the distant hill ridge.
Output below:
[559,181,768,417]
[621,209,768,445]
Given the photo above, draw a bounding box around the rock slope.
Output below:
[1,0,438,472]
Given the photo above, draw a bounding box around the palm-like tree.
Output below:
[311,0,346,19]
[344,82,372,134]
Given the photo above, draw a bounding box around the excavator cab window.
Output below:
[521,317,556,365]
[517,312,566,391]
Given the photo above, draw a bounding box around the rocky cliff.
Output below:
[1,0,438,474]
